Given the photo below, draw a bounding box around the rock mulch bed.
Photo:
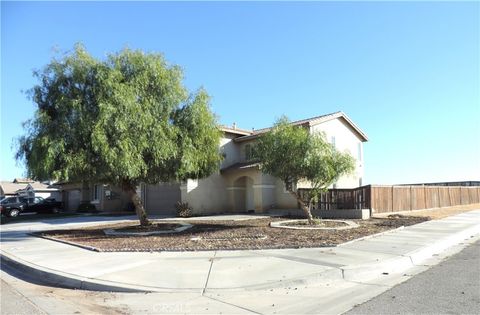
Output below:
[37,215,430,252]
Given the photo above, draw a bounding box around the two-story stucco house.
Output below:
[142,111,368,216]
[61,111,367,215]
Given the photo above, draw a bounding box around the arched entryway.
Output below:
[233,176,255,212]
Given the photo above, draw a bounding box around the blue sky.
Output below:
[1,1,479,184]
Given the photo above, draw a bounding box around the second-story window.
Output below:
[245,144,253,161]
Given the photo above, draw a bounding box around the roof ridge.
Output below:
[233,111,368,142]
[252,111,342,134]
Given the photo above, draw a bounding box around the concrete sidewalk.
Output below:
[1,210,479,294]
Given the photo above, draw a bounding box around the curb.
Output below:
[339,226,405,247]
[341,222,480,282]
[0,250,202,293]
[406,223,480,265]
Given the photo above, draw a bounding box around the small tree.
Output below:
[255,117,355,224]
[16,44,222,226]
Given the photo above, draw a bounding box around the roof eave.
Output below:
[219,127,253,136]
[308,112,369,142]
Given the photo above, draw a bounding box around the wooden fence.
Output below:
[298,185,480,213]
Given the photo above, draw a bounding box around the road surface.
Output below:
[346,240,480,314]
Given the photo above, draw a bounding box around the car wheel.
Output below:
[8,209,20,217]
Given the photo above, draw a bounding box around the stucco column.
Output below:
[226,187,236,213]
[81,181,90,203]
[252,184,276,213]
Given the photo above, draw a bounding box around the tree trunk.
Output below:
[289,191,314,224]
[124,182,150,226]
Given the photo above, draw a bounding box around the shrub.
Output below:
[175,201,192,218]
[77,202,97,213]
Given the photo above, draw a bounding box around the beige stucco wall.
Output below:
[61,182,83,211]
[181,174,230,214]
[273,178,298,208]
[62,182,130,212]
[310,118,364,188]
[100,185,130,212]
[220,133,241,168]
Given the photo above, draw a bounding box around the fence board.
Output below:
[460,187,470,205]
[393,186,411,211]
[468,188,479,204]
[438,187,451,207]
[411,186,426,210]
[449,187,461,205]
[424,187,439,209]
[371,186,393,213]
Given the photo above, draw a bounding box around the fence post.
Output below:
[410,185,413,211]
[448,186,452,207]
[391,186,394,212]
[438,186,441,208]
[370,185,373,212]
[424,185,427,209]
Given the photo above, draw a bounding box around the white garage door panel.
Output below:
[145,183,181,215]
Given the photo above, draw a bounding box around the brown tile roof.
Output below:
[13,178,35,184]
[0,181,60,196]
[28,182,60,191]
[0,181,28,195]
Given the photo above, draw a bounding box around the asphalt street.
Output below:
[346,240,480,315]
[2,239,479,315]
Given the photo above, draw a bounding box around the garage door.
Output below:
[145,183,181,215]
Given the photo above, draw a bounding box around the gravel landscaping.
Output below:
[37,215,430,252]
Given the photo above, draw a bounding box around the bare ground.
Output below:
[38,215,429,252]
[37,205,479,252]
[373,204,480,220]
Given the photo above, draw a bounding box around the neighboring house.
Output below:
[0,181,30,198]
[61,111,368,215]
[0,179,61,201]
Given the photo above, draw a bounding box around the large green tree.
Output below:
[16,44,222,226]
[255,117,355,224]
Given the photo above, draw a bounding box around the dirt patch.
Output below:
[373,204,480,220]
[38,215,430,252]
